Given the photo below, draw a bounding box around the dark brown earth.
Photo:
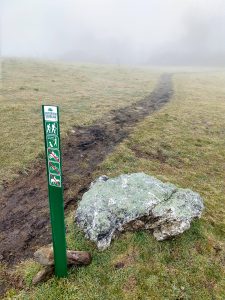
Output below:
[0,73,173,267]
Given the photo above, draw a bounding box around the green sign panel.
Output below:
[42,105,67,278]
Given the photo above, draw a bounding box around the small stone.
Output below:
[131,220,145,230]
[90,175,109,188]
[32,266,54,285]
[114,262,125,269]
[34,245,54,266]
[213,244,223,253]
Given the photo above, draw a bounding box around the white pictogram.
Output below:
[54,137,57,147]
[50,176,60,185]
[46,123,57,134]
[47,124,51,133]
[51,123,56,134]
[47,136,58,149]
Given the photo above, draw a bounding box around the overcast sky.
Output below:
[1,0,225,65]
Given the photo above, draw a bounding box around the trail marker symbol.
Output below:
[46,121,58,135]
[47,136,59,148]
[49,161,61,176]
[48,149,60,162]
[42,105,67,278]
[49,174,61,186]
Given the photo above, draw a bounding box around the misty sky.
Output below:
[1,0,225,65]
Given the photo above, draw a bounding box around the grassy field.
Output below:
[0,59,160,184]
[2,70,225,299]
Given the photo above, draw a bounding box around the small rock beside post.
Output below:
[32,245,92,285]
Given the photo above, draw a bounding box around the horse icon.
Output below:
[50,176,60,185]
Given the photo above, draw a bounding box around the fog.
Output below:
[1,0,225,66]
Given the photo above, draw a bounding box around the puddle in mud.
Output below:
[0,74,173,266]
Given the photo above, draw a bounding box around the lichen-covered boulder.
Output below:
[75,173,204,250]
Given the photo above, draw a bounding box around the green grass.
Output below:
[3,70,225,299]
[0,58,160,184]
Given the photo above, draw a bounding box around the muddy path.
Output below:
[0,73,173,265]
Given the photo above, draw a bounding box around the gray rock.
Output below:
[75,173,204,250]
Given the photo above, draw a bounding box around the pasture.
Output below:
[0,60,225,299]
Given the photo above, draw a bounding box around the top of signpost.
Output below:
[44,106,58,122]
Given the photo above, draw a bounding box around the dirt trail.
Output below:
[0,74,173,265]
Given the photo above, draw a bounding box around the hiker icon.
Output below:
[46,122,57,134]
[47,124,51,133]
[51,123,56,134]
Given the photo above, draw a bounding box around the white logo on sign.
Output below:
[44,106,58,121]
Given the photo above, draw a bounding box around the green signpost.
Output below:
[42,105,67,278]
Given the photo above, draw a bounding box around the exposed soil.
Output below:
[131,146,168,163]
[0,74,173,267]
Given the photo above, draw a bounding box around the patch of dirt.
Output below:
[0,267,24,296]
[0,74,173,266]
[132,146,168,163]
[123,275,137,293]
[113,247,139,269]
[131,145,184,168]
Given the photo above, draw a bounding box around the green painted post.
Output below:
[42,105,67,278]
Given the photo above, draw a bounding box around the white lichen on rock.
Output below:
[75,173,204,250]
